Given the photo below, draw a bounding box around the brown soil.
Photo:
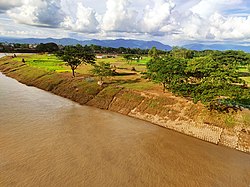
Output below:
[109,90,145,115]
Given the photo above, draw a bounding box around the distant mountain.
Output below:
[183,43,250,53]
[0,37,172,51]
[2,37,249,52]
[83,39,172,51]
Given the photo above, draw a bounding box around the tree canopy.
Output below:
[91,62,116,81]
[146,53,250,111]
[36,43,59,53]
[56,45,95,77]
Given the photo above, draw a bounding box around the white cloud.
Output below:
[0,18,69,38]
[173,6,250,42]
[191,0,242,18]
[139,0,175,33]
[1,0,250,44]
[6,0,99,33]
[102,0,138,32]
[0,0,23,12]
[61,2,99,33]
[7,0,64,27]
[209,13,250,40]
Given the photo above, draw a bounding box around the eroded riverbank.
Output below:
[1,72,250,186]
[0,55,250,153]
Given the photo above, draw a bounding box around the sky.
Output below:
[0,0,250,45]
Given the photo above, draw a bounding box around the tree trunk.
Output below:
[72,67,75,77]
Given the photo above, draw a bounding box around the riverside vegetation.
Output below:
[0,44,250,152]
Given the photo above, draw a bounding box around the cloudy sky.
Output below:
[0,0,250,45]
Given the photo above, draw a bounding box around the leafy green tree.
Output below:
[148,47,159,59]
[185,56,245,108]
[169,47,194,59]
[212,50,250,66]
[20,44,29,49]
[146,55,248,110]
[123,54,142,63]
[57,45,95,77]
[14,43,21,48]
[91,62,115,82]
[123,54,133,63]
[36,43,59,53]
[134,54,142,62]
[147,57,189,92]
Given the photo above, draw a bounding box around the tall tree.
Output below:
[91,62,115,82]
[123,54,133,63]
[148,47,159,59]
[56,45,95,77]
[146,55,248,110]
[36,43,59,53]
[146,56,188,92]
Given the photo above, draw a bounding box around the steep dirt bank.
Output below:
[0,57,249,153]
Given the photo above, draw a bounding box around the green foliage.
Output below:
[36,43,59,53]
[91,62,116,81]
[123,54,141,63]
[146,55,250,111]
[212,50,250,66]
[146,57,189,93]
[23,54,68,72]
[148,47,159,59]
[56,45,95,77]
[123,54,133,63]
[169,47,194,59]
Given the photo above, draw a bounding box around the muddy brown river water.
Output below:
[0,71,250,187]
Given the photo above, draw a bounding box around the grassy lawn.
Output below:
[10,54,249,89]
[96,55,150,73]
[14,54,71,72]
[8,54,156,90]
[94,55,153,88]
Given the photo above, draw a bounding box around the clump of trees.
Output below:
[91,62,116,83]
[36,43,59,53]
[123,54,141,63]
[148,46,159,59]
[89,44,150,55]
[56,44,95,77]
[146,49,250,111]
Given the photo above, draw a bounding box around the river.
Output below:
[0,60,250,186]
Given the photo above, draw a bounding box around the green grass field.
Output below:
[11,54,250,84]
[15,54,71,72]
[96,55,150,71]
[10,54,249,91]
[8,54,156,91]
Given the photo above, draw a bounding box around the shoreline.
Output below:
[0,56,249,153]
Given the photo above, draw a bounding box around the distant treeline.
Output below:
[0,42,153,54]
[0,42,59,53]
[1,42,250,58]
